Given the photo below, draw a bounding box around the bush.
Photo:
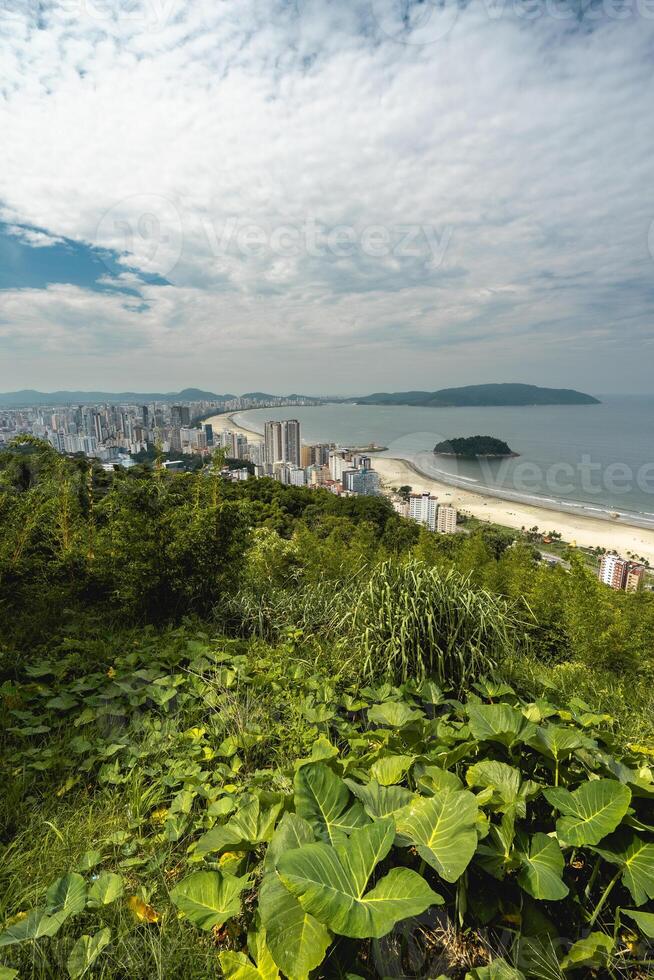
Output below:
[350,559,520,690]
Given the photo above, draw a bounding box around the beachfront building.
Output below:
[598,554,645,591]
[436,504,458,534]
[409,492,438,531]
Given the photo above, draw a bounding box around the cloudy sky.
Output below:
[1,0,653,395]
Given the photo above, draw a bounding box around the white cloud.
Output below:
[0,0,653,391]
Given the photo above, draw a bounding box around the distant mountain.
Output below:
[354,383,600,407]
[0,388,235,407]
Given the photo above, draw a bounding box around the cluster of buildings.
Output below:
[391,490,458,534]
[0,396,317,465]
[598,554,645,592]
[220,418,382,496]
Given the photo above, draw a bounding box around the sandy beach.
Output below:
[206,412,654,563]
[372,456,654,564]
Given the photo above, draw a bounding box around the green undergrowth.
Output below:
[1,628,654,979]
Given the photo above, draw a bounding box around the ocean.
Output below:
[236,395,654,525]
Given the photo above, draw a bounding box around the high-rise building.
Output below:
[264,419,301,465]
[598,555,628,590]
[409,492,438,531]
[171,405,190,427]
[282,420,301,467]
[351,469,380,496]
[436,505,457,534]
[264,421,283,464]
[204,423,214,447]
[599,555,645,591]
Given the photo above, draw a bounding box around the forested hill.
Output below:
[354,383,600,407]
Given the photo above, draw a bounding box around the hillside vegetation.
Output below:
[1,438,653,979]
[355,384,599,407]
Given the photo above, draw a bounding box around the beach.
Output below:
[206,412,654,563]
[372,456,654,564]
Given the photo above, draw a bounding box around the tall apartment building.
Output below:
[283,420,301,467]
[408,492,438,531]
[598,554,645,591]
[171,405,191,427]
[264,421,283,464]
[264,419,301,466]
[436,504,457,534]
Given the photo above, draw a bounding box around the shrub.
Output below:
[350,559,520,690]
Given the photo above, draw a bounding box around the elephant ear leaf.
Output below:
[260,813,331,980]
[593,831,654,906]
[278,817,442,939]
[170,870,249,931]
[466,704,534,748]
[294,763,369,845]
[344,779,415,820]
[395,789,479,882]
[517,833,568,900]
[67,927,111,979]
[543,779,631,846]
[622,909,654,938]
[219,928,279,980]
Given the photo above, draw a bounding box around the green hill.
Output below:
[434,435,516,457]
[355,382,600,407]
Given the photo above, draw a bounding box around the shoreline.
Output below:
[206,409,654,563]
[372,457,654,564]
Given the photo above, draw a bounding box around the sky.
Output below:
[1,0,653,396]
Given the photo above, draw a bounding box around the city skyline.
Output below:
[2,3,654,393]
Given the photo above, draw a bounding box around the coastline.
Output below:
[372,456,654,564]
[206,409,654,563]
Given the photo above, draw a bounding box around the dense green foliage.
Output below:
[433,437,514,458]
[1,441,653,978]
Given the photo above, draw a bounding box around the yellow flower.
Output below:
[107,667,116,679]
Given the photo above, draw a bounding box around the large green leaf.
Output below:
[370,755,414,786]
[45,873,87,920]
[294,763,369,845]
[260,814,331,980]
[195,799,282,857]
[395,789,479,882]
[367,702,424,728]
[559,932,613,971]
[0,910,69,947]
[87,872,123,908]
[220,928,279,980]
[465,761,537,817]
[622,908,654,938]
[466,704,534,749]
[527,726,585,762]
[277,817,441,939]
[344,779,414,820]
[517,833,568,901]
[415,764,463,795]
[169,870,249,930]
[593,831,654,905]
[543,780,631,846]
[67,927,111,979]
[0,966,18,980]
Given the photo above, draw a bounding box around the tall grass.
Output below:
[218,578,354,642]
[350,559,520,691]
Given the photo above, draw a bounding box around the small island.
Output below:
[434,435,517,458]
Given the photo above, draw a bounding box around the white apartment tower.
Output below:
[436,505,457,534]
[408,492,438,531]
